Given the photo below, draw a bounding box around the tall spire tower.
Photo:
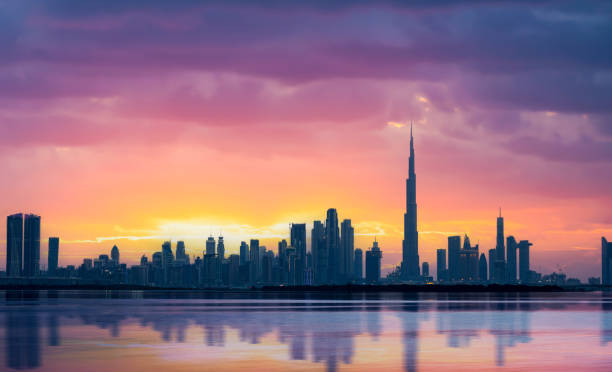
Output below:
[402,122,419,279]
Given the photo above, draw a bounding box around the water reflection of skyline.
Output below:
[1,291,611,371]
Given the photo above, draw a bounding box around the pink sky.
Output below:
[1,1,611,280]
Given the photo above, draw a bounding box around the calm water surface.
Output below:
[1,290,611,371]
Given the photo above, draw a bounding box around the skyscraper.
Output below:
[162,241,173,269]
[365,239,382,283]
[494,210,506,283]
[111,245,120,266]
[518,240,532,283]
[436,249,446,282]
[176,241,187,264]
[402,124,419,279]
[325,209,339,284]
[239,241,249,266]
[217,236,225,260]
[603,237,612,286]
[479,253,487,282]
[249,239,260,282]
[290,224,307,285]
[311,220,326,284]
[459,235,479,281]
[340,219,354,282]
[48,237,59,276]
[447,236,461,281]
[290,224,306,262]
[23,214,41,277]
[278,239,287,262]
[506,236,517,283]
[354,248,363,281]
[206,236,216,256]
[488,248,496,282]
[6,213,23,277]
[422,262,429,277]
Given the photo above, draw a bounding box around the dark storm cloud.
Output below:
[0,0,610,140]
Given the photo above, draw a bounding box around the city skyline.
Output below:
[0,1,611,281]
[1,130,605,285]
[1,2,611,372]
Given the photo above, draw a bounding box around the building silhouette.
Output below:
[111,245,120,266]
[494,211,506,283]
[402,124,419,280]
[448,236,461,281]
[249,239,260,283]
[422,262,429,277]
[354,248,363,281]
[518,240,532,283]
[365,239,382,283]
[162,241,174,267]
[206,236,216,256]
[602,237,612,286]
[506,236,517,283]
[290,224,306,285]
[325,209,340,284]
[217,236,225,260]
[436,249,446,282]
[23,214,41,277]
[458,235,479,281]
[311,220,327,285]
[290,223,306,262]
[239,241,249,266]
[479,253,487,281]
[175,241,187,264]
[340,219,354,283]
[48,237,59,276]
[6,213,24,277]
[488,249,496,282]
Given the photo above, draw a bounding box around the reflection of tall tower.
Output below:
[6,310,41,369]
[399,294,421,372]
[47,314,60,347]
[489,300,532,367]
[402,124,419,279]
[602,291,612,345]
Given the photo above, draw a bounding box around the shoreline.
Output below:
[0,283,600,292]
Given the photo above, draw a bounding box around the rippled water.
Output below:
[1,290,611,371]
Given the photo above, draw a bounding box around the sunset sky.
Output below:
[1,1,611,280]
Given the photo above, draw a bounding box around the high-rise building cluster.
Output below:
[6,213,42,278]
[433,212,538,284]
[3,209,383,288]
[2,128,606,287]
[112,210,381,288]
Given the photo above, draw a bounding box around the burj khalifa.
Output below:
[402,124,419,279]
